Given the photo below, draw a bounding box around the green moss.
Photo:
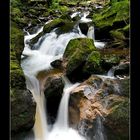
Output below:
[11,22,24,61]
[59,0,78,6]
[87,51,101,65]
[42,11,50,17]
[30,32,44,46]
[56,21,75,34]
[11,5,28,28]
[105,96,129,139]
[123,24,130,32]
[66,49,87,74]
[10,60,26,89]
[64,38,96,74]
[59,6,69,13]
[82,51,103,74]
[109,98,129,124]
[11,7,23,17]
[43,18,64,33]
[64,38,96,59]
[28,9,36,14]
[10,21,26,89]
[93,1,129,28]
[102,54,120,64]
[110,30,125,40]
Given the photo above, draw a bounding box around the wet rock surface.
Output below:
[69,75,129,140]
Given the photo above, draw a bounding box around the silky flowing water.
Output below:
[21,11,106,140]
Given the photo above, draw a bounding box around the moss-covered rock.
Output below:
[11,21,36,135]
[93,1,129,28]
[101,54,120,71]
[43,18,65,33]
[11,5,28,28]
[29,31,44,47]
[11,59,36,135]
[11,21,25,62]
[110,29,125,40]
[43,73,64,123]
[10,60,26,89]
[30,18,75,46]
[11,89,36,134]
[68,74,129,139]
[55,21,75,35]
[108,24,130,48]
[64,38,96,76]
[82,51,103,74]
[104,97,129,140]
[93,0,129,41]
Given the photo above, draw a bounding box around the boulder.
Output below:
[44,74,64,98]
[69,75,129,139]
[11,89,36,134]
[55,21,76,35]
[11,59,36,134]
[43,18,65,33]
[50,59,63,69]
[104,96,129,140]
[44,74,65,123]
[11,22,36,135]
[63,38,97,82]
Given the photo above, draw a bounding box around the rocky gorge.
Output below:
[11,0,130,140]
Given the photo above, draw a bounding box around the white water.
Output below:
[80,11,92,23]
[54,77,80,129]
[107,68,115,77]
[21,31,85,76]
[25,74,48,140]
[21,14,87,140]
[21,11,107,140]
[47,77,85,140]
[87,25,105,49]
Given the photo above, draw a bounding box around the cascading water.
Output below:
[25,74,48,140]
[107,68,115,77]
[21,11,107,140]
[47,77,85,140]
[54,77,79,129]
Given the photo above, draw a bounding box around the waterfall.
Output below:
[21,27,85,76]
[87,25,105,49]
[54,76,80,129]
[25,74,48,140]
[87,26,95,40]
[21,11,107,140]
[47,77,85,140]
[107,68,115,77]
[21,15,86,140]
